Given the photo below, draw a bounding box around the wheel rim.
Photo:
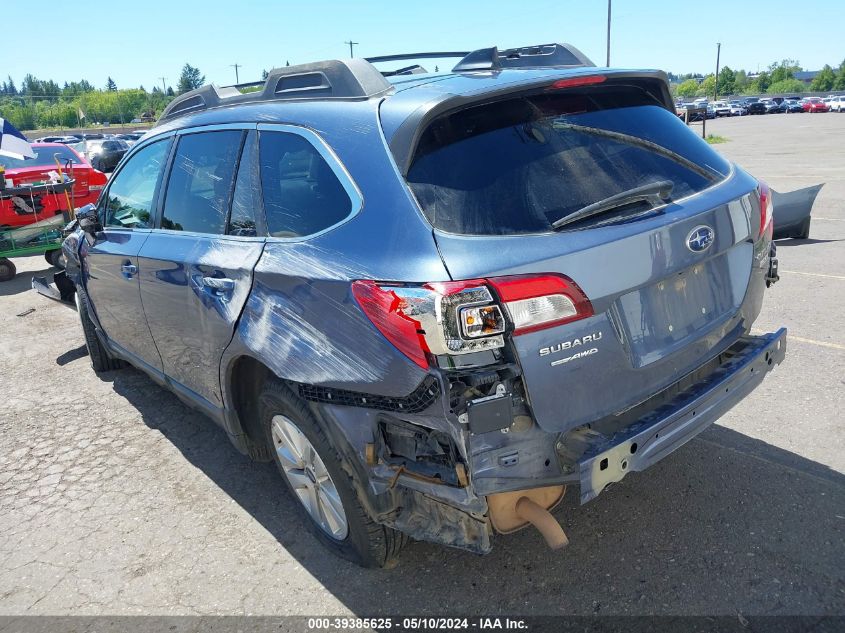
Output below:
[271,414,349,540]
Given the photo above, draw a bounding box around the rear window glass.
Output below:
[259,131,352,238]
[406,87,731,235]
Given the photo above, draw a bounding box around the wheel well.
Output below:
[229,356,273,460]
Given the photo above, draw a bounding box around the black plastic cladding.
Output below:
[298,376,440,414]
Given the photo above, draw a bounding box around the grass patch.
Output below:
[705,134,729,144]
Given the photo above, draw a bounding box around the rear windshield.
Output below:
[406,86,732,235]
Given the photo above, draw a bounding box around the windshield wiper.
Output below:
[551,180,674,230]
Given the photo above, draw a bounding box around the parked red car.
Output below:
[0,143,107,229]
[802,97,829,113]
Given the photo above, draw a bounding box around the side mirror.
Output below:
[76,203,102,238]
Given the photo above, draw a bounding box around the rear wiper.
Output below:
[551,180,674,230]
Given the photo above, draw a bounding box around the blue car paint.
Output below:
[62,63,786,554]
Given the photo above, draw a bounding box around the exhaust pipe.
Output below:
[515,496,569,550]
[487,485,569,550]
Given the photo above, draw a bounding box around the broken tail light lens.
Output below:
[353,274,592,369]
[758,180,774,239]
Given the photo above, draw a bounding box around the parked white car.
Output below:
[711,100,731,117]
[728,101,747,116]
[828,96,845,112]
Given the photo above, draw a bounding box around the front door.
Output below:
[83,138,171,370]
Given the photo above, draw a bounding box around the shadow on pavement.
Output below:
[0,265,56,298]
[105,367,844,616]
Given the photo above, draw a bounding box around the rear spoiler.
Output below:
[386,70,674,176]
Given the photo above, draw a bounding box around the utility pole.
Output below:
[606,0,612,66]
[714,42,721,101]
[344,40,359,58]
[230,63,242,84]
[158,76,167,93]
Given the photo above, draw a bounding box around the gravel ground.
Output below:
[0,112,843,617]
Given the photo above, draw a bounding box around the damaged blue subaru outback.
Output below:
[52,44,785,567]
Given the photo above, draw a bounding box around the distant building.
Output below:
[794,71,820,84]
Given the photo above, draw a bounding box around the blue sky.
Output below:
[6,0,844,89]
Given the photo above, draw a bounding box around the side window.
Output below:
[103,139,170,228]
[228,131,259,237]
[259,131,352,238]
[161,130,243,234]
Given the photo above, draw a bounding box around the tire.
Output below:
[44,249,66,269]
[0,258,15,282]
[260,379,407,568]
[75,286,124,372]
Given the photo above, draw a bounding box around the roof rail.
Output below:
[365,44,593,75]
[453,44,594,72]
[158,58,393,123]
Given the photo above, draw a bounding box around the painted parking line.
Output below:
[789,336,845,351]
[779,270,845,281]
[813,218,845,221]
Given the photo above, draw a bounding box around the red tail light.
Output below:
[488,274,593,335]
[757,180,774,239]
[353,274,593,369]
[351,280,431,369]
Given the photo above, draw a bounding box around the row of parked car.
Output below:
[30,131,146,172]
[677,95,844,119]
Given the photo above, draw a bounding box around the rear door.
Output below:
[138,126,265,409]
[83,137,172,370]
[404,82,765,434]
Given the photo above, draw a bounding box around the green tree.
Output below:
[106,77,117,91]
[177,64,205,94]
[833,59,845,90]
[716,66,736,96]
[767,79,805,95]
[734,69,748,93]
[6,75,16,95]
[676,78,699,98]
[809,65,835,92]
[696,74,716,97]
[769,59,801,84]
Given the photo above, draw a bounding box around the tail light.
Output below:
[757,180,774,239]
[352,274,592,369]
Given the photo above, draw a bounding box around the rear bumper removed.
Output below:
[578,328,787,503]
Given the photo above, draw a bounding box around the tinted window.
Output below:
[228,131,259,237]
[161,130,243,234]
[259,131,352,238]
[103,139,170,228]
[407,88,732,235]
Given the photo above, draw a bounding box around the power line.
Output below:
[344,40,359,58]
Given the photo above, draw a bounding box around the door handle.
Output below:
[202,276,235,293]
[121,263,137,277]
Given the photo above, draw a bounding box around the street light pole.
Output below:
[714,43,721,101]
[606,0,612,67]
[344,40,359,58]
[158,76,167,93]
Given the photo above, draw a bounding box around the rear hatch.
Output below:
[401,76,766,434]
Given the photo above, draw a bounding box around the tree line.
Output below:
[0,64,206,131]
[672,59,845,99]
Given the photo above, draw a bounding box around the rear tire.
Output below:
[0,258,15,282]
[75,286,124,372]
[45,249,66,269]
[260,379,407,568]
